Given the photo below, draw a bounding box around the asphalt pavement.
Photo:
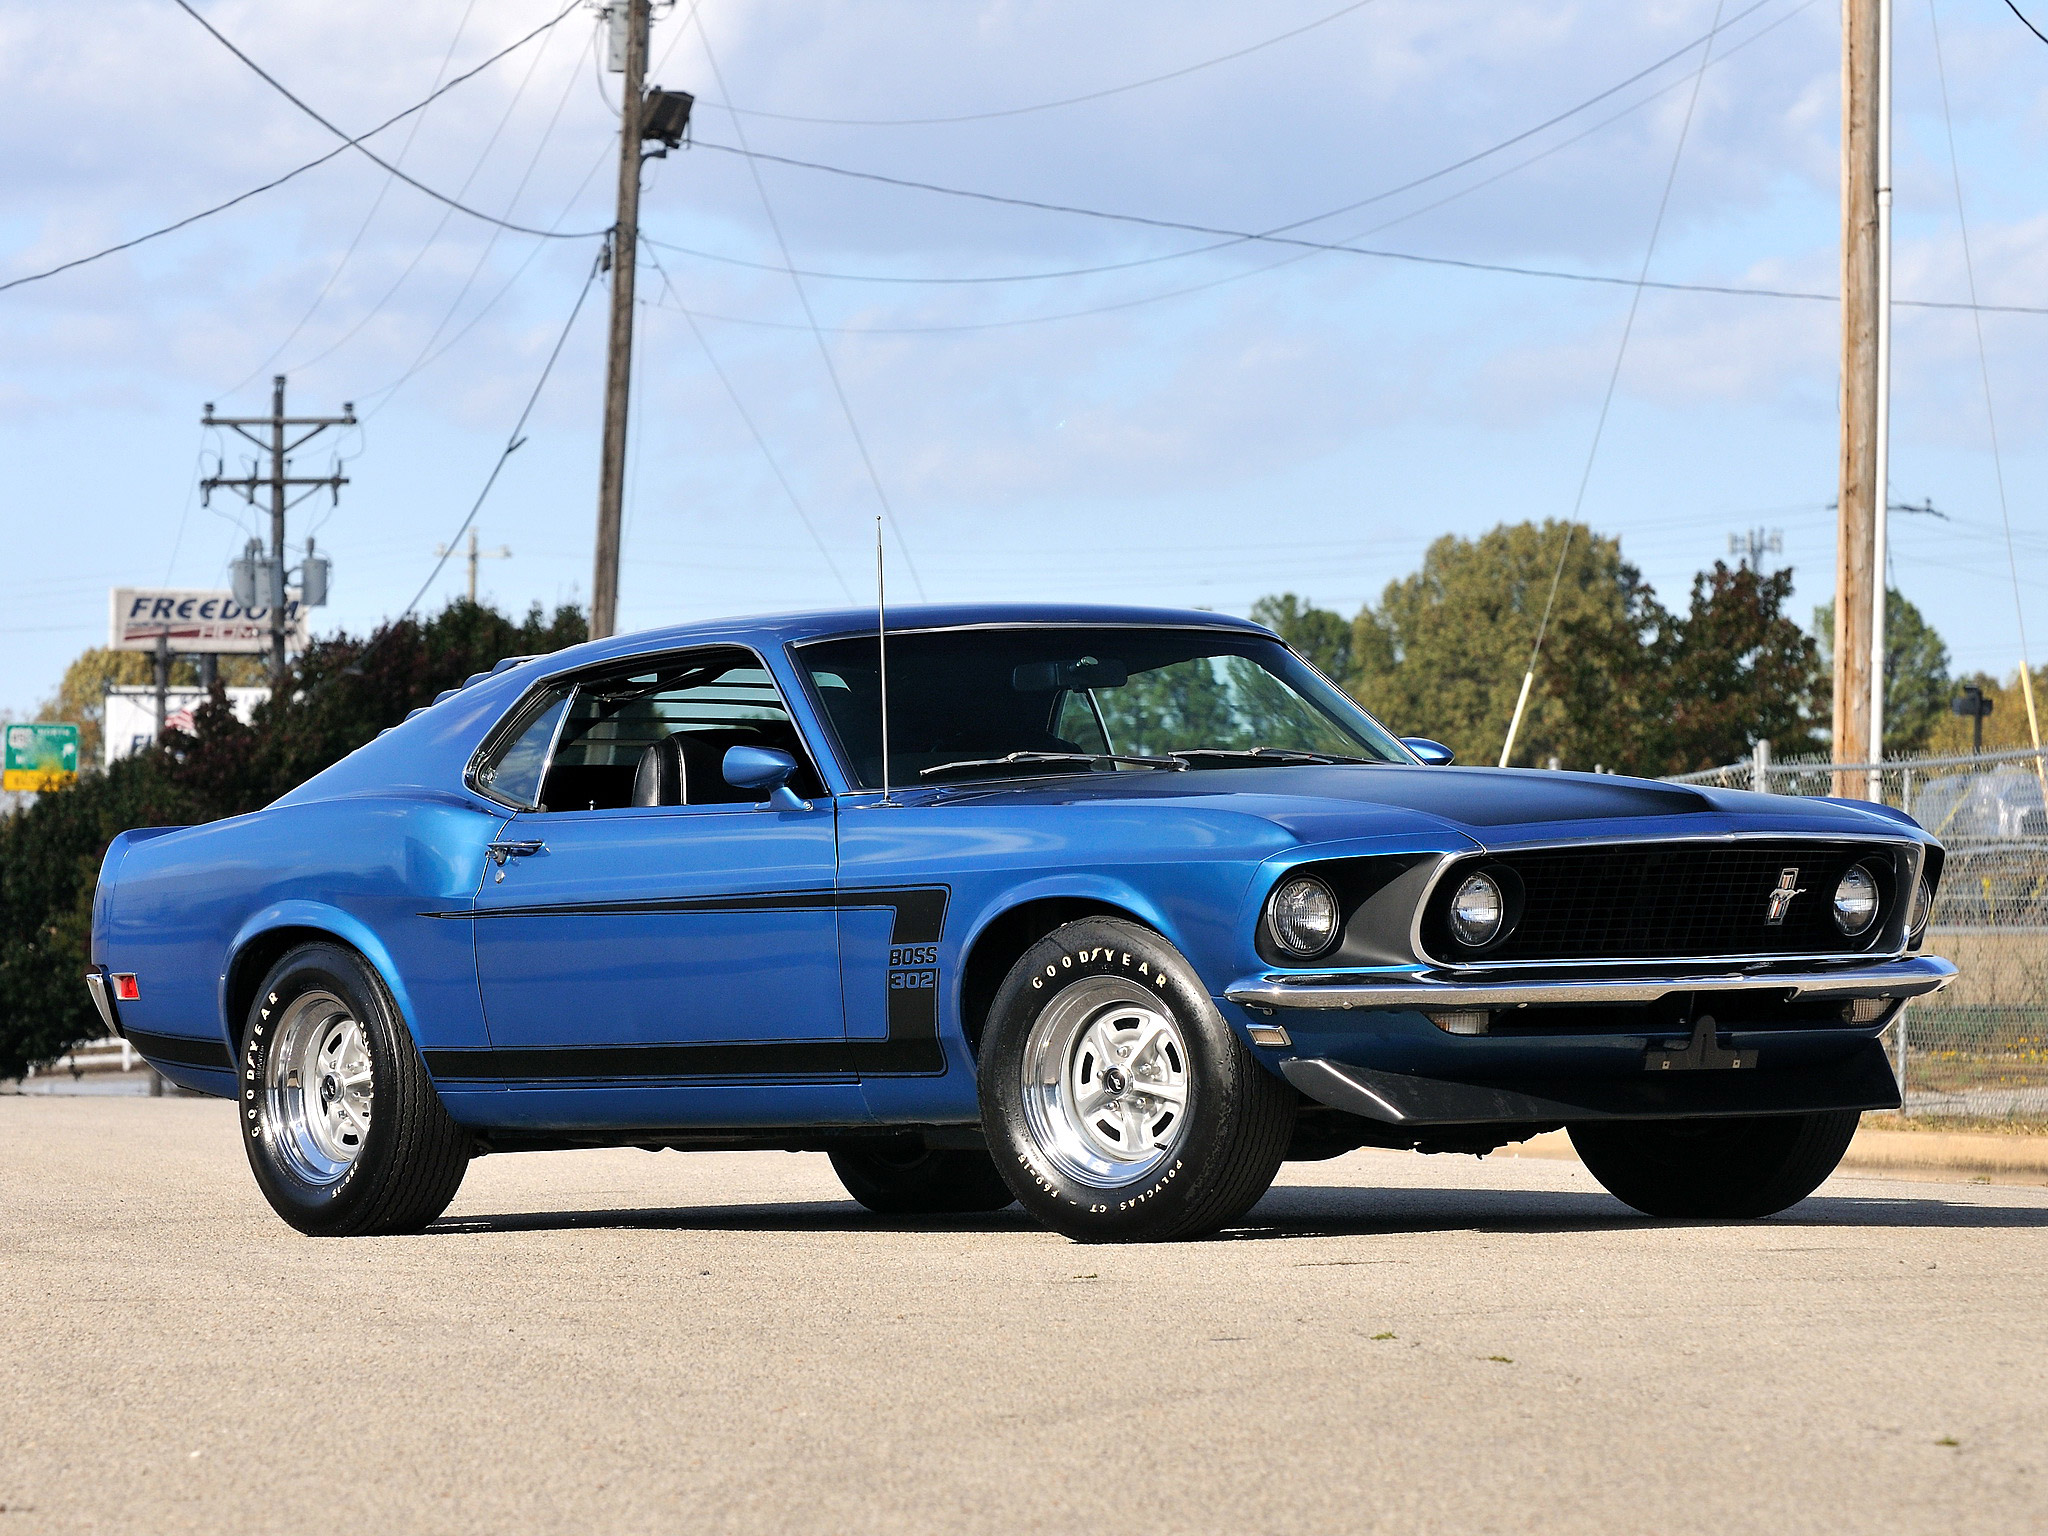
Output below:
[3,1095,2043,1535]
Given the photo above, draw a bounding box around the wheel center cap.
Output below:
[320,1074,338,1104]
[1101,1066,1128,1095]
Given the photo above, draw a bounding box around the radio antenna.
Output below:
[876,515,893,805]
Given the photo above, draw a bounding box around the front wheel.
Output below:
[1569,1110,1861,1219]
[978,918,1295,1243]
[241,942,472,1236]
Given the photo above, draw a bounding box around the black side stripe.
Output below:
[421,884,949,1084]
[125,1027,233,1072]
[422,885,947,944]
[423,1035,941,1083]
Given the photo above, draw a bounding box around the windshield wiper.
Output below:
[1169,747,1372,766]
[919,750,1187,780]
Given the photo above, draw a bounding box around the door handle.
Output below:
[486,840,545,880]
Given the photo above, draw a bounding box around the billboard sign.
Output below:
[103,686,267,769]
[4,722,80,792]
[110,588,306,654]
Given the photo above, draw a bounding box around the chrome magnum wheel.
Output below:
[980,916,1294,1243]
[1020,975,1192,1189]
[264,991,373,1186]
[241,942,471,1237]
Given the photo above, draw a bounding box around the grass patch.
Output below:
[1860,1114,2048,1137]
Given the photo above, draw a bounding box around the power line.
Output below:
[353,145,615,409]
[354,11,589,407]
[405,255,602,615]
[698,0,1384,126]
[169,0,608,241]
[2005,0,2048,45]
[0,1,586,296]
[227,0,485,393]
[1929,0,2043,769]
[656,0,1786,291]
[642,249,858,601]
[693,14,928,599]
[690,140,2048,319]
[1499,0,1728,768]
[646,0,1819,298]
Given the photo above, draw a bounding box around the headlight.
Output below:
[1907,875,1933,938]
[1266,875,1340,958]
[1449,873,1505,948]
[1833,865,1880,935]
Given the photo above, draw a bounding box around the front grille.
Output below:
[1425,841,1904,963]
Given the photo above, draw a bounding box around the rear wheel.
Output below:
[827,1135,1016,1215]
[1569,1110,1861,1219]
[240,942,471,1236]
[978,917,1294,1242]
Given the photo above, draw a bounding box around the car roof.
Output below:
[566,602,1276,667]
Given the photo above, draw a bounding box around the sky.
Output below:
[2,0,2044,727]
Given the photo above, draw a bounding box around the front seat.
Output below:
[630,735,687,806]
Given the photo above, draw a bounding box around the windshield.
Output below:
[796,626,1409,788]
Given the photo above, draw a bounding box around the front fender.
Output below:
[961,872,1184,953]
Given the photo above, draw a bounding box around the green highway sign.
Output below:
[4,722,80,793]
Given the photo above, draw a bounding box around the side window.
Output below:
[474,688,572,809]
[537,648,824,812]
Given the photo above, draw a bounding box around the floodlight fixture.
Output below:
[642,88,694,150]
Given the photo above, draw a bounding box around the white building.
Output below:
[103,685,269,769]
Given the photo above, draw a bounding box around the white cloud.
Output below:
[1,0,2043,713]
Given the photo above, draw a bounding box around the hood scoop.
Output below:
[1309,766,1714,827]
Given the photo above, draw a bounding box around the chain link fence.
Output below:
[1669,744,2048,1121]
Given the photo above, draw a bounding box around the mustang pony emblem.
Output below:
[1765,867,1805,925]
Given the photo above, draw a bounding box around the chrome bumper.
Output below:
[1225,954,1957,1012]
[83,968,120,1035]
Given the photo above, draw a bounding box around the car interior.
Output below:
[511,648,824,812]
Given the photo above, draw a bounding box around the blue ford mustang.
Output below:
[85,603,1955,1241]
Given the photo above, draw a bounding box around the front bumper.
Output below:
[1225,953,1957,1012]
[1281,1041,1902,1127]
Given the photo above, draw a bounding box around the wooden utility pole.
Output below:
[436,527,511,603]
[1834,0,1881,795]
[591,0,648,642]
[202,376,352,684]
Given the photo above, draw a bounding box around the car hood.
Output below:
[922,764,1921,847]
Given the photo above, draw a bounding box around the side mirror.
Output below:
[1401,738,1455,766]
[723,745,811,811]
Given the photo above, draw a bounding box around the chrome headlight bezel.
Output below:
[1832,864,1882,937]
[1263,874,1342,960]
[1906,873,1934,943]
[1448,871,1506,949]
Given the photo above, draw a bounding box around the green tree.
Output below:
[1346,521,1666,769]
[1812,590,1953,755]
[1926,665,2048,755]
[0,599,585,1079]
[1652,563,1823,773]
[1248,594,1353,687]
